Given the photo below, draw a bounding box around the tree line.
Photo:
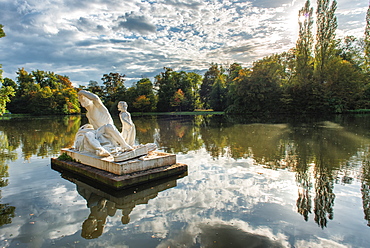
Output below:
[1,0,370,116]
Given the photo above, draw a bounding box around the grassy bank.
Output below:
[346,109,370,113]
[131,110,224,116]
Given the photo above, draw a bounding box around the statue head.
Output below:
[79,94,92,108]
[118,101,128,111]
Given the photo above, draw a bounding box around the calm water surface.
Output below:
[0,114,370,247]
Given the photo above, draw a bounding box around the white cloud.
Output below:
[0,0,367,85]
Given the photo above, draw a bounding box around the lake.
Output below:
[0,114,370,247]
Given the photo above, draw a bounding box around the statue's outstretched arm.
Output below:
[78,90,102,104]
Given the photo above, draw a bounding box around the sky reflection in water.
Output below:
[0,114,369,247]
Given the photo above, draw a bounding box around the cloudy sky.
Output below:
[0,0,368,86]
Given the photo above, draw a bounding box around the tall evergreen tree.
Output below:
[365,5,370,72]
[295,0,314,84]
[314,0,338,84]
[287,0,323,113]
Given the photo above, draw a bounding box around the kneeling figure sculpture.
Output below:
[73,90,156,161]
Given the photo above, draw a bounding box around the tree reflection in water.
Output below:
[313,159,335,228]
[362,159,370,226]
[1,114,370,231]
[0,132,17,226]
[0,115,80,160]
[135,114,370,228]
[0,115,81,227]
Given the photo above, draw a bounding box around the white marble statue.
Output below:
[74,90,133,156]
[118,101,136,147]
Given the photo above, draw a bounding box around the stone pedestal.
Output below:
[61,148,176,175]
[52,148,187,189]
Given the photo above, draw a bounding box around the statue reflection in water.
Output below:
[80,193,115,239]
[68,175,182,239]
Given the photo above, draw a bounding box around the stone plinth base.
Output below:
[51,158,187,189]
[53,148,187,189]
[61,148,176,175]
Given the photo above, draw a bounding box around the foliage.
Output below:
[338,36,364,69]
[170,89,186,111]
[226,55,285,114]
[8,68,80,115]
[365,5,370,72]
[200,63,222,109]
[324,57,366,112]
[0,86,15,116]
[2,78,17,90]
[127,78,157,113]
[100,72,127,113]
[86,80,103,96]
[57,153,77,162]
[155,68,202,112]
[209,74,227,111]
[0,64,15,115]
[295,0,314,86]
[133,95,152,112]
[314,0,338,84]
[101,72,126,101]
[0,24,5,39]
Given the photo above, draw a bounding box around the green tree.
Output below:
[133,95,152,113]
[155,67,175,111]
[32,70,48,87]
[226,55,285,114]
[155,68,201,112]
[325,57,366,112]
[295,0,314,85]
[225,63,242,107]
[200,64,222,109]
[186,72,203,110]
[8,68,37,113]
[338,36,363,69]
[286,0,325,114]
[365,5,370,73]
[8,68,79,114]
[209,74,226,111]
[362,6,370,107]
[170,89,186,111]
[0,24,5,38]
[225,68,252,114]
[314,0,338,84]
[101,72,126,101]
[0,67,15,115]
[86,80,103,97]
[226,63,242,84]
[100,72,126,113]
[125,78,157,112]
[2,78,17,90]
[16,68,38,96]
